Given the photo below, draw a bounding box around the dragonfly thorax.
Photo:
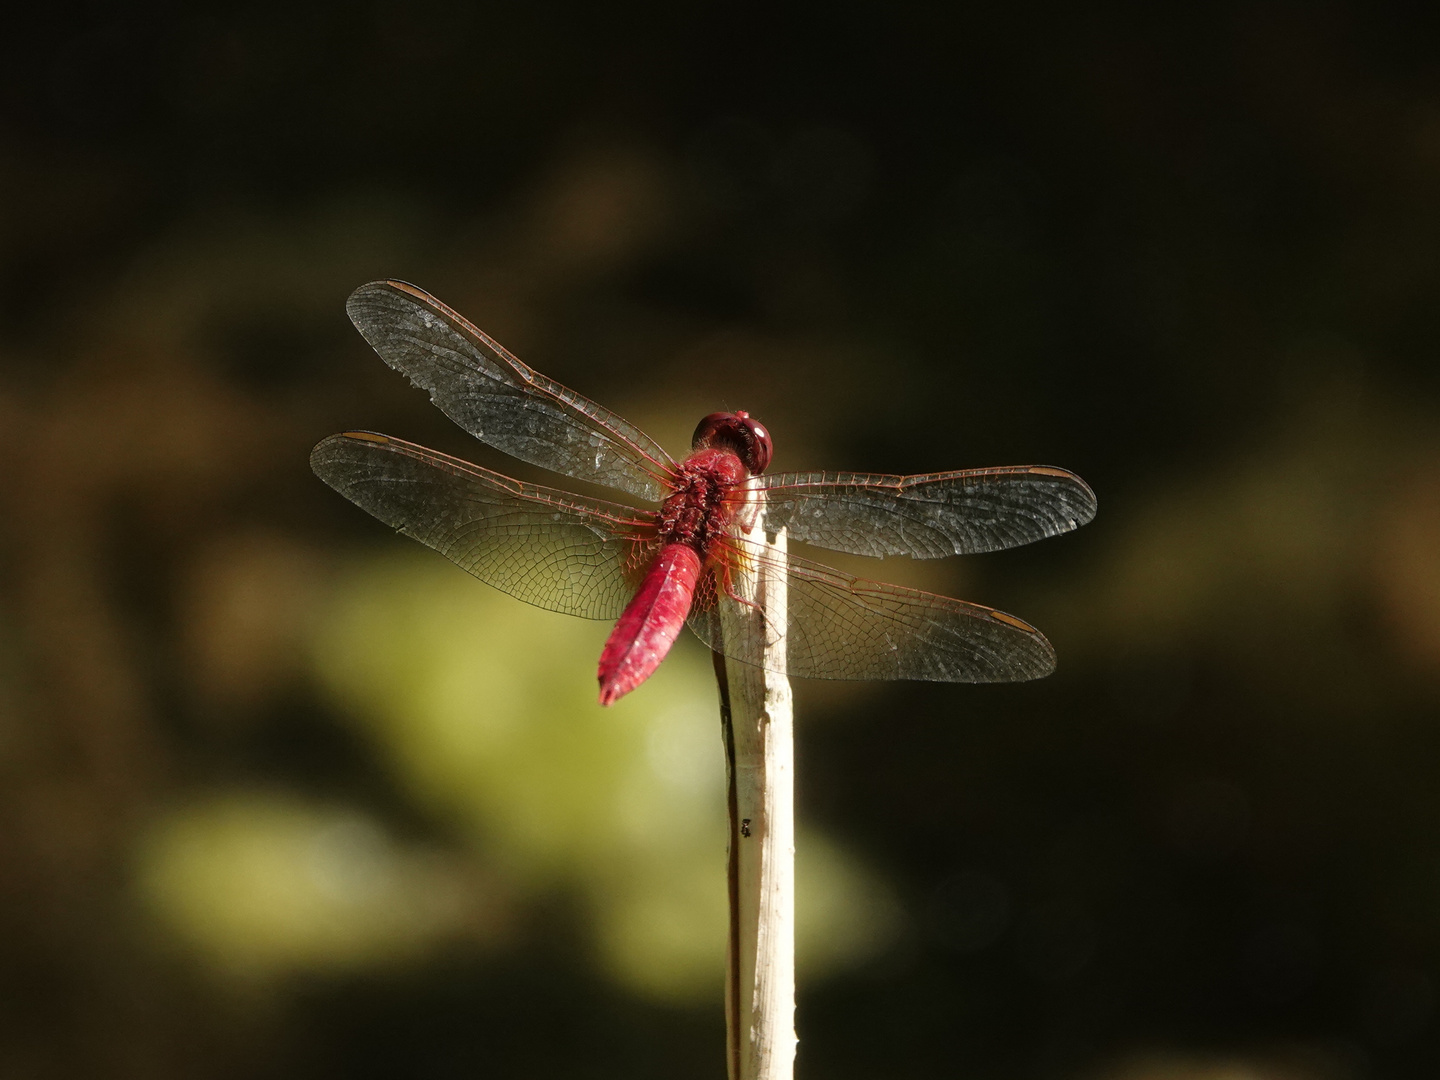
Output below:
[659,449,747,552]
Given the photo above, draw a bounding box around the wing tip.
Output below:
[986,610,1056,682]
[343,279,511,369]
[1027,636,1058,680]
[994,642,1057,683]
[310,430,395,475]
[345,281,439,334]
[1032,465,1099,526]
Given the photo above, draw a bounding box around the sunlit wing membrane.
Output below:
[310,432,656,620]
[757,466,1097,558]
[346,281,678,503]
[686,540,1056,682]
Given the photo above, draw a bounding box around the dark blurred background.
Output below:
[4,2,1440,1078]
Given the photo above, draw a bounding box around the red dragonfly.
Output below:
[311,282,1096,705]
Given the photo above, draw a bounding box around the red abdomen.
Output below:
[597,543,704,706]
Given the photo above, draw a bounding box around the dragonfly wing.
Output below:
[311,432,656,620]
[687,541,1055,682]
[346,281,677,502]
[758,466,1096,557]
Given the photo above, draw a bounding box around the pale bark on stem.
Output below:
[717,489,795,1080]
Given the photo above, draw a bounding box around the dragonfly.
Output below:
[311,281,1096,705]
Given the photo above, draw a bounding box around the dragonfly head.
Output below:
[691,411,773,476]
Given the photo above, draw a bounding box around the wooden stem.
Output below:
[717,516,794,1080]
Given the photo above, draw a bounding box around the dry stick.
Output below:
[716,502,795,1080]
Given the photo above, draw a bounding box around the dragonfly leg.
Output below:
[720,579,769,630]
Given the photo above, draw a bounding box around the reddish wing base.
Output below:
[597,542,704,705]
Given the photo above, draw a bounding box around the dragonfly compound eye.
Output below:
[691,411,773,475]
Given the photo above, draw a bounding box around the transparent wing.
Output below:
[686,539,1055,682]
[346,281,678,502]
[758,466,1096,558]
[311,432,657,619]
